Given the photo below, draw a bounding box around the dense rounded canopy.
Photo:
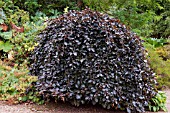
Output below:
[30,8,156,113]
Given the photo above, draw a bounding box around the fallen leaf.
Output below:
[10,22,24,33]
[0,23,8,31]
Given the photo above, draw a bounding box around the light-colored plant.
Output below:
[148,91,167,112]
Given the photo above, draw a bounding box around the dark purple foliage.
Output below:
[29,8,157,113]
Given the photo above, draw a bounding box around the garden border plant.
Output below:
[29,8,157,113]
[148,91,167,112]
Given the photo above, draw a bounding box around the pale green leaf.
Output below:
[148,105,151,111]
[0,8,6,19]
[3,42,13,52]
[64,6,69,14]
[0,31,12,39]
[153,106,157,112]
[156,3,164,10]
[0,41,4,50]
[0,18,4,24]
[162,106,168,112]
[2,41,13,52]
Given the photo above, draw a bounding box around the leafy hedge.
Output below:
[143,41,170,89]
[30,8,157,113]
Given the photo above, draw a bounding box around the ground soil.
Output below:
[0,90,169,113]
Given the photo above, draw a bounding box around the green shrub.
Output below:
[109,6,153,37]
[0,60,36,101]
[0,8,13,54]
[143,38,167,48]
[148,91,167,112]
[0,59,44,104]
[30,8,157,113]
[82,0,114,11]
[10,14,47,63]
[143,42,170,89]
[1,0,77,16]
[156,44,170,61]
[0,0,51,104]
[108,0,170,38]
[0,2,47,62]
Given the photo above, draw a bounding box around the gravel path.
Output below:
[0,90,169,113]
